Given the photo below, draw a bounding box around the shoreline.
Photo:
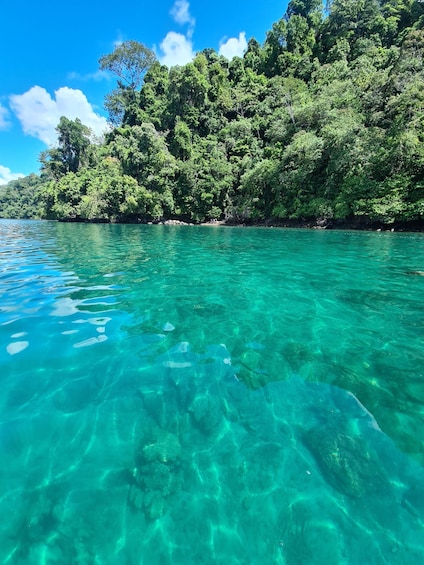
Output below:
[41,215,424,232]
[147,217,424,233]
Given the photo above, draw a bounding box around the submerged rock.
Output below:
[130,429,183,520]
[301,426,387,498]
[140,431,181,464]
[281,498,346,565]
[128,483,166,520]
[189,394,223,434]
[128,484,144,511]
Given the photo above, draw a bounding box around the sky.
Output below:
[0,0,289,184]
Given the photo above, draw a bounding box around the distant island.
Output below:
[1,0,424,230]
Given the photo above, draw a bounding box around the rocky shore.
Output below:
[145,217,424,232]
[57,215,424,232]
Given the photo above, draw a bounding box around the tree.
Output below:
[319,0,387,61]
[99,40,156,125]
[40,117,93,179]
[99,40,156,91]
[107,124,177,218]
[139,62,170,129]
[56,117,92,173]
[167,63,209,129]
[0,174,43,219]
[286,0,323,20]
[175,136,234,221]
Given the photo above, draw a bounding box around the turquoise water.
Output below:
[1,219,424,564]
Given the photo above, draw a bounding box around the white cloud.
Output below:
[171,0,195,28]
[9,86,109,146]
[0,103,11,130]
[159,31,195,67]
[219,32,248,60]
[0,165,25,186]
[158,1,197,67]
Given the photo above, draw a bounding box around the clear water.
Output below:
[1,219,424,564]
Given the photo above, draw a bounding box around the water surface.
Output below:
[1,220,423,564]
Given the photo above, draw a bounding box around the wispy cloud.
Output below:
[113,33,125,48]
[9,86,109,146]
[67,70,110,82]
[219,32,248,60]
[171,0,195,29]
[0,103,11,130]
[0,165,25,186]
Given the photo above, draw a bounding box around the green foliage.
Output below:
[99,40,156,91]
[99,40,156,125]
[171,119,192,160]
[39,157,147,221]
[7,0,424,226]
[40,117,94,179]
[167,63,209,129]
[0,174,44,219]
[107,123,177,218]
[175,136,234,222]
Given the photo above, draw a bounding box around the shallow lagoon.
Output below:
[1,220,423,564]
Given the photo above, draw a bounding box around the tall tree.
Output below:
[99,40,156,91]
[40,117,93,178]
[99,40,156,125]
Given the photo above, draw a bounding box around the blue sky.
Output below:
[0,0,289,184]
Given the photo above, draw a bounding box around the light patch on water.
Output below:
[6,341,29,355]
[163,361,192,369]
[73,317,112,326]
[162,322,175,332]
[11,332,27,339]
[97,327,106,334]
[88,317,111,326]
[73,335,108,348]
[50,297,79,317]
[61,330,79,335]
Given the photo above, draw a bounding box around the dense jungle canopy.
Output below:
[1,0,424,227]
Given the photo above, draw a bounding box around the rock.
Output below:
[143,491,165,521]
[130,429,183,519]
[163,219,188,226]
[301,426,387,498]
[134,462,172,494]
[140,431,181,464]
[281,498,346,565]
[189,394,223,434]
[128,484,144,510]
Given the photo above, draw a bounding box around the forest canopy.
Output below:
[2,0,424,227]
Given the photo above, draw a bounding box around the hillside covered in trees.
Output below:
[1,0,424,227]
